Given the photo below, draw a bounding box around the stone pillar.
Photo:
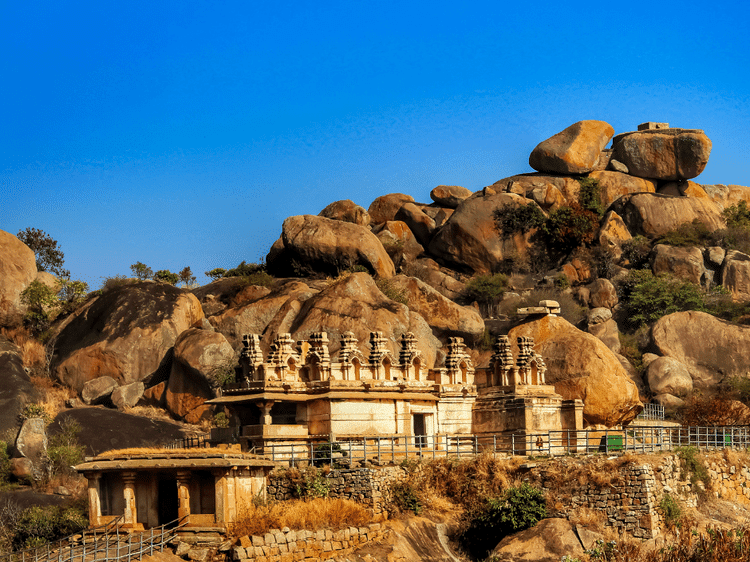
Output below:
[122,472,137,526]
[213,469,226,525]
[260,401,274,425]
[176,470,192,522]
[87,472,102,526]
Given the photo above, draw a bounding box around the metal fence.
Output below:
[258,425,750,465]
[0,517,186,562]
[164,434,211,450]
[635,403,665,421]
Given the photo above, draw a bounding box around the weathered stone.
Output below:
[402,258,466,301]
[35,271,58,291]
[367,193,415,225]
[701,184,750,210]
[166,328,234,423]
[375,221,424,272]
[81,376,118,405]
[588,171,656,208]
[651,244,706,285]
[722,250,750,301]
[387,275,484,344]
[492,173,581,210]
[110,381,144,410]
[646,356,693,397]
[509,315,642,426]
[609,193,725,237]
[15,417,47,477]
[140,381,166,407]
[429,185,472,208]
[10,457,34,480]
[318,199,370,227]
[0,229,37,322]
[654,393,685,413]
[706,246,726,268]
[611,128,712,180]
[609,158,629,174]
[587,307,612,325]
[491,518,590,562]
[52,281,204,392]
[586,278,618,309]
[529,120,615,175]
[652,311,750,388]
[394,203,436,248]
[428,192,539,275]
[266,215,395,279]
[588,318,621,354]
[597,211,632,259]
[0,338,41,435]
[191,277,262,318]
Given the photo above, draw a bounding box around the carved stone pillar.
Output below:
[176,470,192,522]
[87,472,102,526]
[260,401,275,425]
[122,472,137,526]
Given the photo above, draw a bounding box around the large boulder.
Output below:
[597,211,632,259]
[280,273,441,368]
[646,356,693,397]
[490,518,589,562]
[166,328,234,423]
[375,221,425,272]
[586,279,618,309]
[651,311,750,388]
[428,192,538,274]
[721,250,750,301]
[611,128,712,180]
[318,199,370,227]
[51,281,204,392]
[266,215,395,279]
[0,229,37,322]
[191,277,268,318]
[15,417,47,479]
[394,203,436,248]
[429,185,472,208]
[609,193,725,237]
[651,244,706,285]
[587,308,620,354]
[111,381,145,410]
[402,258,466,301]
[529,120,615,175]
[387,275,484,344]
[509,315,642,426]
[492,173,581,210]
[587,171,656,208]
[701,184,750,210]
[368,193,415,225]
[81,376,118,405]
[0,338,41,436]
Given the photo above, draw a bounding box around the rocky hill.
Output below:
[2,119,750,458]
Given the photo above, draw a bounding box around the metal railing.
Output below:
[635,403,665,421]
[0,517,186,562]
[257,425,750,464]
[164,434,210,450]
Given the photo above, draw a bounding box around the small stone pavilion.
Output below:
[75,449,273,530]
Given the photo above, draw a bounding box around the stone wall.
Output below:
[232,523,385,562]
[267,467,405,516]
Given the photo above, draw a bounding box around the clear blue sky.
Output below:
[2,0,749,287]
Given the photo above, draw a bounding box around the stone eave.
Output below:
[75,456,274,473]
[207,390,440,404]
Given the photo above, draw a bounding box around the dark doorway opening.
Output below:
[158,476,179,527]
[413,413,426,447]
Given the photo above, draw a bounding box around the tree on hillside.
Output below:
[20,280,59,334]
[179,267,197,288]
[153,269,179,285]
[17,228,69,278]
[130,262,153,280]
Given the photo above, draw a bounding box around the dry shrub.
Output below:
[1,327,48,372]
[682,395,750,426]
[28,376,75,420]
[228,498,370,539]
[568,506,607,531]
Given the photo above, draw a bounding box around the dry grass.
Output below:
[228,498,370,538]
[28,375,76,420]
[96,446,233,457]
[123,405,178,424]
[1,326,48,372]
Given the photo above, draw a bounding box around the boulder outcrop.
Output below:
[492,174,580,210]
[609,193,725,237]
[646,356,693,397]
[318,199,370,226]
[509,314,642,426]
[429,185,472,208]
[111,381,145,410]
[587,171,656,208]
[375,221,424,271]
[51,281,204,392]
[81,376,118,405]
[721,250,750,301]
[529,120,615,175]
[651,244,706,285]
[0,337,41,435]
[266,215,395,278]
[394,203,436,248]
[490,518,589,562]
[651,311,750,388]
[403,258,466,301]
[611,128,712,180]
[368,193,415,225]
[0,229,37,322]
[428,192,538,274]
[15,417,47,479]
[701,184,750,210]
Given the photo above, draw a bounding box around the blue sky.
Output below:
[2,0,749,287]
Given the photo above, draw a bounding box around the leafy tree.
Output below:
[20,280,58,334]
[493,203,546,237]
[153,269,179,285]
[205,268,227,280]
[461,274,509,305]
[16,228,69,278]
[541,203,599,252]
[577,176,604,216]
[723,200,750,228]
[57,278,88,313]
[178,266,197,288]
[129,262,153,280]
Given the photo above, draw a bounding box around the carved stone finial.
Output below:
[268,333,296,364]
[339,331,359,363]
[308,331,331,364]
[445,337,466,370]
[241,334,263,366]
[398,332,419,364]
[490,335,514,369]
[368,331,389,364]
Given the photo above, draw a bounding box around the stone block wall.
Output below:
[231,523,385,562]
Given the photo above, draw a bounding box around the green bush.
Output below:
[460,483,546,559]
[153,269,179,285]
[493,203,546,237]
[676,446,710,490]
[47,418,85,477]
[20,281,58,335]
[541,203,599,252]
[0,441,11,486]
[225,261,265,278]
[312,442,346,468]
[723,201,750,228]
[577,177,604,216]
[98,274,136,292]
[656,219,713,247]
[391,480,422,515]
[129,261,153,280]
[12,503,87,550]
[461,274,509,305]
[660,493,683,528]
[620,235,652,270]
[19,404,51,424]
[291,466,330,499]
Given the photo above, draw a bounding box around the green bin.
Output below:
[607,434,623,451]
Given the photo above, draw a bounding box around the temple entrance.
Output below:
[413,414,426,447]
[157,476,179,526]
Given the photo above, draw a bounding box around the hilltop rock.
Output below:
[318,199,370,227]
[368,193,415,225]
[266,215,395,278]
[51,281,204,392]
[387,275,484,344]
[191,277,261,317]
[375,221,424,272]
[430,185,472,208]
[701,184,750,210]
[509,314,642,427]
[0,337,41,436]
[283,273,441,368]
[0,229,37,322]
[587,171,656,208]
[651,245,706,285]
[166,328,234,423]
[490,518,590,562]
[492,173,580,210]
[395,203,436,248]
[609,193,725,237]
[611,128,712,180]
[428,192,538,274]
[722,250,750,301]
[529,120,615,175]
[652,311,750,388]
[646,356,693,397]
